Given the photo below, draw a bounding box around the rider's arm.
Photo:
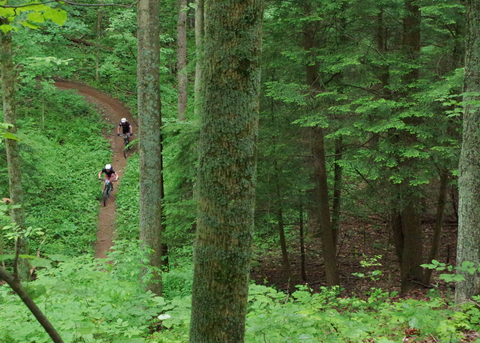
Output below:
[129,124,133,134]
[98,171,103,179]
[117,125,121,134]
[114,172,119,181]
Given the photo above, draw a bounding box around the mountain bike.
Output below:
[100,178,116,206]
[118,133,133,159]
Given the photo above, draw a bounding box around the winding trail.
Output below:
[54,81,137,258]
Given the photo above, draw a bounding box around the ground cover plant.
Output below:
[0,84,111,258]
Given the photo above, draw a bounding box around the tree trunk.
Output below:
[137,0,163,296]
[95,10,103,82]
[177,0,188,121]
[311,127,339,286]
[274,162,295,293]
[423,170,449,284]
[194,0,204,117]
[299,204,307,282]
[331,137,343,245]
[456,0,480,303]
[189,0,264,340]
[0,267,64,343]
[400,201,423,293]
[1,21,30,282]
[303,2,339,287]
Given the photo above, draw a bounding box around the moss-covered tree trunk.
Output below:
[189,0,264,340]
[137,0,163,296]
[456,0,480,303]
[1,23,29,281]
[194,0,204,117]
[177,0,188,121]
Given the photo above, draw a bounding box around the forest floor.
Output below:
[55,81,137,258]
[250,215,459,298]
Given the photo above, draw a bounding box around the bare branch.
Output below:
[0,266,65,343]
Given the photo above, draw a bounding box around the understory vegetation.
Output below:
[2,0,480,341]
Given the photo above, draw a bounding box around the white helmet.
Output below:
[121,118,127,123]
[105,164,112,169]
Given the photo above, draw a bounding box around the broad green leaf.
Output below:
[2,132,20,140]
[0,254,14,261]
[30,258,52,268]
[43,8,67,26]
[0,24,13,34]
[21,21,41,30]
[27,12,45,23]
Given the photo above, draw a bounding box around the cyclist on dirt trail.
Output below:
[98,164,119,189]
[117,118,133,136]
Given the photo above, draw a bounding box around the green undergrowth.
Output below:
[151,285,480,343]
[0,85,111,256]
[115,154,140,241]
[2,247,480,342]
[0,242,165,343]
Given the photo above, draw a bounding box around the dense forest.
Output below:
[1,0,480,341]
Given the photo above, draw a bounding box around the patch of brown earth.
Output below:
[55,81,137,258]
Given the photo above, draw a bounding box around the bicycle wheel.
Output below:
[103,187,108,206]
[123,137,128,159]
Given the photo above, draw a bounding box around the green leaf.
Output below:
[0,254,14,261]
[0,24,14,33]
[27,12,45,23]
[21,21,42,30]
[30,258,52,268]
[43,8,67,26]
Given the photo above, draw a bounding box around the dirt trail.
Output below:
[55,81,137,258]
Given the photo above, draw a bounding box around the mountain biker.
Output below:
[117,118,133,136]
[98,164,118,189]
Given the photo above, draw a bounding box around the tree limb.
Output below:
[0,266,64,343]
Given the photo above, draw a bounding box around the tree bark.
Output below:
[397,0,423,294]
[303,3,339,286]
[177,0,188,121]
[456,0,480,303]
[299,205,307,282]
[194,0,204,117]
[137,0,163,296]
[1,20,30,282]
[274,162,295,293]
[423,170,449,284]
[189,0,264,340]
[331,137,343,245]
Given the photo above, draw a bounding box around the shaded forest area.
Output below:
[2,0,480,342]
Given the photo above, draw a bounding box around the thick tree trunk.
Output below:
[311,126,339,286]
[423,170,449,284]
[177,0,188,121]
[194,0,204,117]
[137,0,163,296]
[1,22,30,281]
[400,201,423,293]
[189,0,264,340]
[456,0,480,303]
[392,0,424,294]
[0,267,64,342]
